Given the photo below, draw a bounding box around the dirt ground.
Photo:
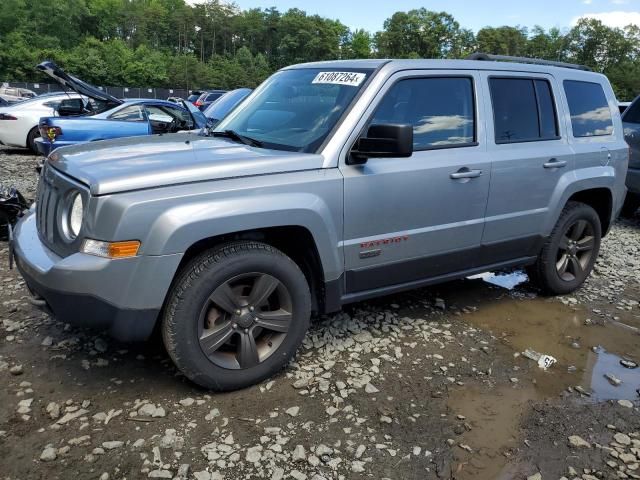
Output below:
[1,145,640,480]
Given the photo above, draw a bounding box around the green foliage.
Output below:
[376,9,471,59]
[0,1,638,99]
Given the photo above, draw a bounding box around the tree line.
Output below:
[1,0,639,99]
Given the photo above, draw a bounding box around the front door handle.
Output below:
[543,158,567,169]
[450,168,482,179]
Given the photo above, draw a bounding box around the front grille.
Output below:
[36,166,59,245]
[35,163,88,257]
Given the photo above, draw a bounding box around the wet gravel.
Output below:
[1,145,640,480]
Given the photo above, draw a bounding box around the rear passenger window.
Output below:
[489,77,558,143]
[370,77,475,150]
[564,80,613,137]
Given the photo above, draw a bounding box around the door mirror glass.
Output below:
[349,124,413,164]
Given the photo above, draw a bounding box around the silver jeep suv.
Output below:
[11,54,628,390]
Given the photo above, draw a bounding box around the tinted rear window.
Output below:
[564,80,613,137]
[623,98,640,124]
[489,77,558,143]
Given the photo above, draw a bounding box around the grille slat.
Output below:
[35,164,86,257]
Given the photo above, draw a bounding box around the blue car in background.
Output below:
[34,61,208,155]
[203,88,252,127]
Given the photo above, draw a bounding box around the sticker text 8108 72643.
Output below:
[312,71,367,87]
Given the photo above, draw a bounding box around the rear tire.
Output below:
[529,201,601,295]
[621,193,640,218]
[26,127,40,153]
[162,241,311,391]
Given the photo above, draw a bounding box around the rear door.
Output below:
[340,70,491,293]
[480,72,574,261]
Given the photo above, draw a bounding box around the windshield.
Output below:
[215,68,373,152]
[204,88,252,122]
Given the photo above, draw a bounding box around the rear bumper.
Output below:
[627,167,640,194]
[12,212,183,341]
[35,138,76,156]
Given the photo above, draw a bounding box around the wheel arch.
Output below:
[566,187,613,235]
[170,226,333,315]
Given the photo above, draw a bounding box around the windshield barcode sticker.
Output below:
[312,71,366,87]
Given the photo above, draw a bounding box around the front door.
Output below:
[340,71,491,294]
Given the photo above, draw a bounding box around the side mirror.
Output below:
[56,98,85,116]
[349,124,413,164]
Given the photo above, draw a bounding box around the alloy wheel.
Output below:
[197,273,293,369]
[555,219,595,282]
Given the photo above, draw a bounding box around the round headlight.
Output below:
[69,193,83,237]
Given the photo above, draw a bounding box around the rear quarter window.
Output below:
[563,80,613,137]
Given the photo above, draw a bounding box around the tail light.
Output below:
[0,113,17,120]
[195,100,203,107]
[39,125,62,142]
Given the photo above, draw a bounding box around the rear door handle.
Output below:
[543,159,567,169]
[450,168,482,179]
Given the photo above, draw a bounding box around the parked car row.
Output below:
[0,62,249,154]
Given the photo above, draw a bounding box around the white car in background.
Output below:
[0,92,81,152]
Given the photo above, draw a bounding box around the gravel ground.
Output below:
[1,145,640,480]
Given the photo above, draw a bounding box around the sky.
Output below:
[227,0,640,32]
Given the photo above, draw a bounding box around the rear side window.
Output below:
[370,77,475,150]
[623,98,640,124]
[564,80,613,137]
[489,77,559,143]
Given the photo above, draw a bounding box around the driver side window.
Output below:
[370,76,476,150]
[163,105,195,129]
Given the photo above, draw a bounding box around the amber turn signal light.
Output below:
[81,239,140,258]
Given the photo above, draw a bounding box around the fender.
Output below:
[146,192,343,281]
[96,169,345,285]
[543,165,615,235]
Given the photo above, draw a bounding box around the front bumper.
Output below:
[627,167,640,194]
[12,212,183,341]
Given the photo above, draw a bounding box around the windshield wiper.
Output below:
[211,129,263,148]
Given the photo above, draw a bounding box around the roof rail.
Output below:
[466,52,592,72]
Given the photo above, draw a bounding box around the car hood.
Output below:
[37,61,122,106]
[47,134,325,195]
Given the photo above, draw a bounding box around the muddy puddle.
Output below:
[446,271,640,479]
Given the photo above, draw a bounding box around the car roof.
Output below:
[120,98,186,107]
[285,58,607,81]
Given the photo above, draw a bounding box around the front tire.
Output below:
[162,241,311,391]
[529,201,601,295]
